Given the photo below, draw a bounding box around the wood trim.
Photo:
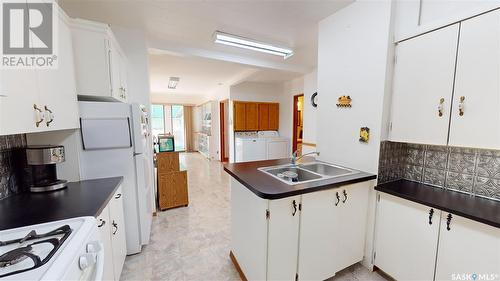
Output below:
[292,94,304,152]
[229,251,248,281]
[220,102,228,162]
[301,142,316,147]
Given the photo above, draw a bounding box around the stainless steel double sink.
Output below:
[258,162,358,185]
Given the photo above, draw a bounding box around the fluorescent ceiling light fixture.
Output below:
[168,77,180,89]
[214,31,294,59]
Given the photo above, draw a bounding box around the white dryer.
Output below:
[258,131,290,160]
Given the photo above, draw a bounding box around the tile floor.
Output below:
[120,152,387,281]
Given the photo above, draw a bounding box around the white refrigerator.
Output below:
[78,101,153,255]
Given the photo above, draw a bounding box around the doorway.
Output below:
[292,94,304,156]
[220,100,229,162]
[151,104,186,151]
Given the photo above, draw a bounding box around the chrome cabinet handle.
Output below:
[112,221,118,235]
[98,219,105,228]
[115,193,122,199]
[44,105,53,126]
[292,200,297,216]
[428,208,434,225]
[458,96,465,116]
[446,213,452,231]
[335,192,340,206]
[342,190,348,203]
[438,98,445,117]
[34,104,44,127]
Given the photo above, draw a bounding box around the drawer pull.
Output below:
[98,219,105,228]
[115,193,122,199]
[428,208,434,225]
[342,190,348,203]
[438,98,445,117]
[335,192,340,206]
[112,221,118,235]
[34,104,44,127]
[44,105,54,126]
[292,200,297,216]
[446,213,453,231]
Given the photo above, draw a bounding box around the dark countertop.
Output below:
[0,177,123,231]
[224,158,376,200]
[376,180,500,228]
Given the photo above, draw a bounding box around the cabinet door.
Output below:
[118,51,128,102]
[0,68,41,135]
[70,25,111,97]
[390,24,459,145]
[97,205,116,281]
[245,103,259,131]
[267,195,300,281]
[108,40,122,102]
[375,193,440,281]
[298,189,337,281]
[435,213,500,281]
[333,182,371,272]
[37,14,79,131]
[233,102,246,131]
[448,10,500,149]
[109,187,127,281]
[268,103,279,130]
[258,103,270,130]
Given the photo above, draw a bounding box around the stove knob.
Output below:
[86,241,102,253]
[79,253,96,270]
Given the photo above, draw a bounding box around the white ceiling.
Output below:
[59,0,353,73]
[148,53,256,96]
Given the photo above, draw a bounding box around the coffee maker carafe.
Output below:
[26,145,67,192]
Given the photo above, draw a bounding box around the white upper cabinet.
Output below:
[70,19,128,103]
[448,10,500,149]
[435,213,500,281]
[375,193,440,281]
[394,0,500,42]
[390,24,459,145]
[0,4,78,135]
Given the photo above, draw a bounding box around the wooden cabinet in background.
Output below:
[258,104,270,130]
[234,102,246,131]
[268,103,279,130]
[233,101,279,131]
[157,152,189,210]
[245,103,259,131]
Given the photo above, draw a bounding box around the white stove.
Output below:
[0,217,103,281]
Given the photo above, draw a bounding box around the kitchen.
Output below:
[1,1,500,281]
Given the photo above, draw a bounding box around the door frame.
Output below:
[292,94,304,153]
[220,100,229,162]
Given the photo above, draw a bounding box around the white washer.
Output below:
[235,132,267,163]
[258,131,290,160]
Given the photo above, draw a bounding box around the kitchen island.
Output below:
[224,158,376,281]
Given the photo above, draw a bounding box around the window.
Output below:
[151,104,185,152]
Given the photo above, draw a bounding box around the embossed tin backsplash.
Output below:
[378,141,500,201]
[0,134,27,200]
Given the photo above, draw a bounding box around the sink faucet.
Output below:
[291,150,320,165]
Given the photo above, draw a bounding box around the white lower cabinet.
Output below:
[375,193,500,281]
[231,178,373,281]
[97,205,115,281]
[109,187,127,280]
[96,186,127,281]
[434,213,500,281]
[375,193,440,281]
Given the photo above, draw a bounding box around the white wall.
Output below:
[316,0,394,270]
[281,70,318,154]
[151,93,204,106]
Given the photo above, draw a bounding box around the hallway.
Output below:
[121,152,386,281]
[121,152,239,281]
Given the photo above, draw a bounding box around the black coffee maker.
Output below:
[26,145,67,192]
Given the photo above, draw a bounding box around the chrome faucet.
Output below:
[291,150,320,165]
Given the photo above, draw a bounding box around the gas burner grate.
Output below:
[0,225,72,278]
